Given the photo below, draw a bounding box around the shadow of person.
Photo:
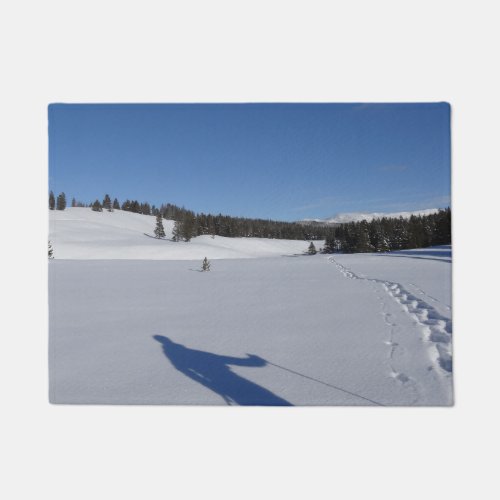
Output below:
[153,335,292,406]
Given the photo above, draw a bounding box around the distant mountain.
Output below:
[301,208,441,225]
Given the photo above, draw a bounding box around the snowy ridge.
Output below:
[329,257,452,375]
[302,208,440,224]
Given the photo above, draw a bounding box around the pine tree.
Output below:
[103,194,112,211]
[112,198,120,210]
[48,241,54,259]
[172,220,181,241]
[202,257,211,272]
[375,235,391,252]
[49,191,55,210]
[91,199,103,212]
[71,197,77,207]
[308,242,317,255]
[140,202,151,215]
[56,192,66,210]
[154,212,166,238]
[172,211,197,242]
[181,211,197,241]
[355,221,374,252]
[434,208,451,245]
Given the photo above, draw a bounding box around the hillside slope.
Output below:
[49,208,321,260]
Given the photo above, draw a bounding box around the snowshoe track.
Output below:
[329,257,452,375]
[379,302,421,404]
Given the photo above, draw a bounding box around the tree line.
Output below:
[168,207,451,251]
[171,210,328,242]
[49,191,67,210]
[48,191,451,251]
[50,191,322,241]
[321,208,451,253]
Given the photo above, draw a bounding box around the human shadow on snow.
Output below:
[153,335,292,406]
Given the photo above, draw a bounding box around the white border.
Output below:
[1,1,499,498]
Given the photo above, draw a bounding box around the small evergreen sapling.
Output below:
[308,242,317,255]
[154,213,166,239]
[202,257,211,272]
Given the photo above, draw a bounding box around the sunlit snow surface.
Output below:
[49,209,452,405]
[50,208,319,259]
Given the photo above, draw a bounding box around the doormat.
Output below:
[48,103,452,405]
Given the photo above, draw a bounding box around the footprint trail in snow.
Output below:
[329,257,452,376]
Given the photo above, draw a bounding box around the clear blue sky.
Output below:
[48,103,450,221]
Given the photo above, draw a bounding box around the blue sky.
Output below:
[49,103,450,221]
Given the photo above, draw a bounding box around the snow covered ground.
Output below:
[48,209,452,405]
[49,208,319,259]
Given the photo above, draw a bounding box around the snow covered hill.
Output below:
[301,208,440,224]
[49,208,322,260]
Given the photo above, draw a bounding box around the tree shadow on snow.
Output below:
[375,254,451,264]
[143,233,176,242]
[382,246,452,259]
[153,335,292,406]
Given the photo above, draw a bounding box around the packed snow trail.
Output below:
[329,257,452,375]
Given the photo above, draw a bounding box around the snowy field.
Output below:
[49,210,452,405]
